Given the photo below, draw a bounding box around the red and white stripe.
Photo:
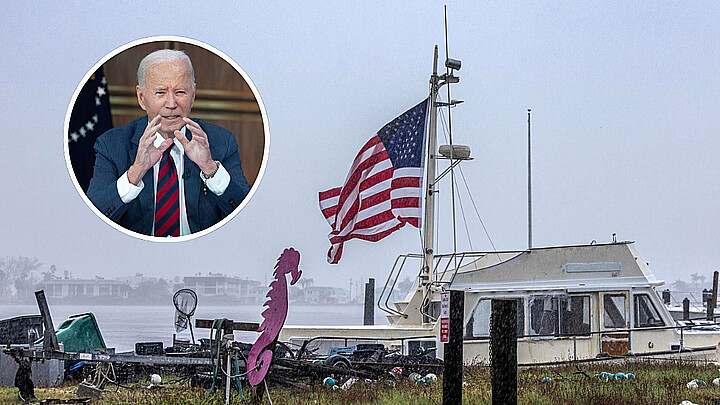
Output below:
[319,135,423,264]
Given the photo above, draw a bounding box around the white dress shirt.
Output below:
[115,126,230,236]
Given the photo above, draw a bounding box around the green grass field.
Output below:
[3,361,720,404]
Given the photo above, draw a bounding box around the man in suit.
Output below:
[87,49,250,237]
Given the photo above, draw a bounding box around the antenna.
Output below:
[444,5,458,267]
[527,109,532,250]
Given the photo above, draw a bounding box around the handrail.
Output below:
[378,251,489,322]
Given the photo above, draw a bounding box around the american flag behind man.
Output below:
[319,98,429,264]
[68,66,113,192]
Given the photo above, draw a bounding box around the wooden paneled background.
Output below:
[103,42,265,184]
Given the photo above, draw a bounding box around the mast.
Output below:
[421,46,440,324]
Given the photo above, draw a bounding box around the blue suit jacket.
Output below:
[86,116,250,236]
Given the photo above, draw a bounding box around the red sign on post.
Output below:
[440,292,450,343]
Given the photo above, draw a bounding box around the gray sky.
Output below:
[1,1,719,290]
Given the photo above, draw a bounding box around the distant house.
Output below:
[115,273,158,289]
[302,286,350,304]
[37,278,130,298]
[182,274,261,303]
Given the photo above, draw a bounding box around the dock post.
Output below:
[711,271,719,320]
[442,290,464,405]
[364,278,375,325]
[683,298,690,320]
[490,299,518,405]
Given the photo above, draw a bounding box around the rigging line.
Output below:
[453,174,474,252]
[438,108,500,258]
[437,108,471,248]
[437,109,474,252]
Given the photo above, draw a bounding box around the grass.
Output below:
[3,361,720,404]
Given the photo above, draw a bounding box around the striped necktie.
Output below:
[154,146,180,237]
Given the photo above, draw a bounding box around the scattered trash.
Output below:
[680,401,699,405]
[714,377,720,386]
[626,373,636,380]
[686,379,705,389]
[541,376,553,383]
[389,367,403,379]
[408,372,422,382]
[76,382,102,399]
[341,377,358,390]
[386,380,396,388]
[323,377,336,387]
[150,374,161,384]
[462,381,469,388]
[425,373,437,382]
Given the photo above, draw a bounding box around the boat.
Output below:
[278,45,720,365]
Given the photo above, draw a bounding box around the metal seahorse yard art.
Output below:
[247,248,302,386]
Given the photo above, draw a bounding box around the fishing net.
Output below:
[173,289,198,340]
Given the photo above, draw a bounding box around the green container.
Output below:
[37,313,106,355]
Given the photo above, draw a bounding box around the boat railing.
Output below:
[378,251,488,320]
[289,334,437,360]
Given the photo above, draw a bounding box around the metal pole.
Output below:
[225,353,231,404]
[35,290,59,351]
[442,290,464,405]
[422,46,440,323]
[683,298,690,320]
[527,109,532,250]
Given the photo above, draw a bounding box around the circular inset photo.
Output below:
[65,36,269,241]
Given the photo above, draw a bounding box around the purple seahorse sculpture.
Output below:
[247,248,302,386]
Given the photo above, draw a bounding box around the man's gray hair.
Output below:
[137,49,195,90]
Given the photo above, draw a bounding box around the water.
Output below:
[0,304,388,352]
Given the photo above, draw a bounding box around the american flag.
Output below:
[68,66,113,192]
[319,98,429,264]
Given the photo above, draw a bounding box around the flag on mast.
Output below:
[319,98,429,264]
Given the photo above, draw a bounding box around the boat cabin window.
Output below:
[466,298,524,338]
[634,294,665,328]
[603,294,627,329]
[529,295,590,337]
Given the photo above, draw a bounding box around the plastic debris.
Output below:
[150,374,161,384]
[713,377,720,386]
[686,379,705,389]
[389,367,403,379]
[614,372,626,381]
[425,373,438,382]
[408,372,422,382]
[462,381,469,388]
[626,373,636,380]
[541,376,553,383]
[386,380,396,388]
[342,377,358,390]
[323,377,336,387]
[680,401,699,405]
[596,372,615,382]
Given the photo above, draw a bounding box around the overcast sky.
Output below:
[1,1,719,292]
